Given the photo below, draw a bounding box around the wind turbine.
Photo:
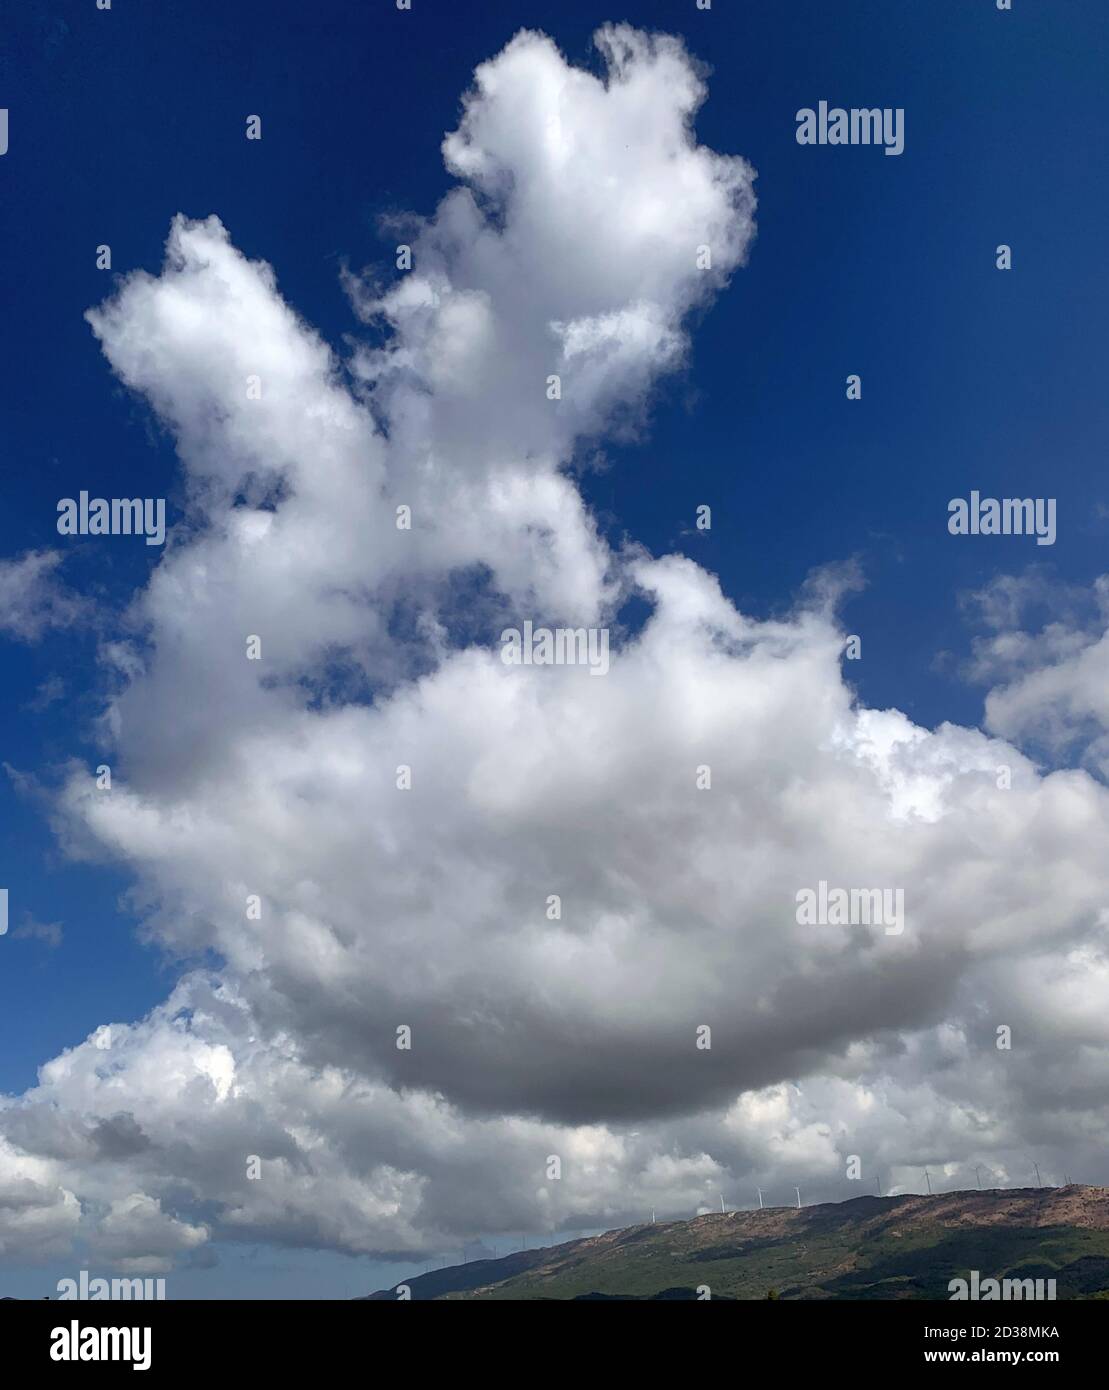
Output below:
[975,1165,983,1190]
[794,1186,802,1209]
[924,1168,933,1195]
[1032,1161,1042,1188]
[875,1174,883,1197]
[757,1187,764,1210]
[719,1193,726,1215]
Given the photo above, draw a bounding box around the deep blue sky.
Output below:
[1,0,1107,1293]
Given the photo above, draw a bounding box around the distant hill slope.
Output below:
[364,1186,1109,1300]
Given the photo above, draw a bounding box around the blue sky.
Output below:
[1,0,1108,1297]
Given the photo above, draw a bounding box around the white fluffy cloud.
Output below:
[967,573,1109,775]
[2,26,1108,1271]
[0,1140,80,1261]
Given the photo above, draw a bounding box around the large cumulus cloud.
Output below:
[2,26,1107,1270]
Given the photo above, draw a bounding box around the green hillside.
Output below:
[365,1186,1109,1301]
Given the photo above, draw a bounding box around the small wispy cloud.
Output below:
[25,674,66,712]
[11,913,64,948]
[0,549,87,642]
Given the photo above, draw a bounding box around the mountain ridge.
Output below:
[363,1185,1109,1300]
